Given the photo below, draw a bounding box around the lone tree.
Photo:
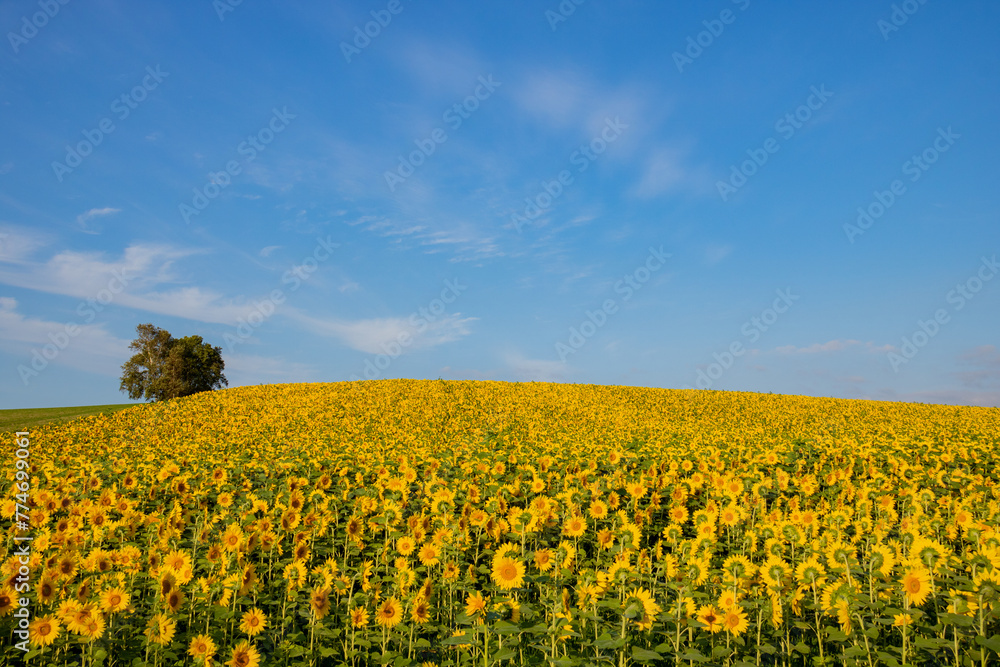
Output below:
[119,323,227,401]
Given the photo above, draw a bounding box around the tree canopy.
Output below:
[119,323,227,402]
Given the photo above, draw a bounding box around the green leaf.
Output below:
[680,649,709,662]
[632,647,663,662]
[939,612,975,627]
[825,627,849,642]
[493,620,520,635]
[442,633,476,646]
[494,648,517,661]
[793,642,812,654]
[286,645,306,657]
[712,645,733,659]
[592,633,624,650]
[976,635,1000,654]
[876,651,901,667]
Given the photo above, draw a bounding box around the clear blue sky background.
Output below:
[2,0,998,409]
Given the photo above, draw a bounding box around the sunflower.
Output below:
[464,591,488,622]
[100,587,130,613]
[375,597,403,627]
[29,615,60,647]
[870,543,895,577]
[685,556,711,586]
[81,614,106,641]
[668,505,688,524]
[239,608,267,637]
[350,606,369,627]
[165,588,185,613]
[534,549,555,572]
[761,555,790,589]
[626,587,661,630]
[188,634,217,662]
[892,612,913,627]
[696,604,723,633]
[596,529,615,550]
[563,515,587,538]
[723,605,748,636]
[442,562,460,582]
[718,590,739,611]
[66,604,96,635]
[164,549,192,576]
[222,524,243,551]
[901,566,932,607]
[37,577,57,605]
[397,536,416,557]
[57,554,77,579]
[721,554,755,582]
[309,586,331,619]
[410,597,431,624]
[227,640,261,667]
[491,554,526,590]
[145,613,177,646]
[0,588,17,617]
[346,516,363,541]
[159,572,177,598]
[795,556,826,586]
[588,499,609,520]
[720,504,742,527]
[418,544,440,568]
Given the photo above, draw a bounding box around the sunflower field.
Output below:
[3,379,1000,666]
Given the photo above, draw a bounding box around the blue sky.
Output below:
[2,0,998,409]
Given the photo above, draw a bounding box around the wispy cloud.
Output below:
[774,340,893,355]
[0,298,130,375]
[504,352,569,382]
[76,207,121,233]
[289,310,476,354]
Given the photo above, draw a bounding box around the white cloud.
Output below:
[773,340,893,355]
[705,244,733,265]
[0,298,130,376]
[0,225,53,263]
[504,353,568,382]
[0,243,275,324]
[224,353,316,385]
[630,148,687,198]
[259,245,282,257]
[76,207,121,233]
[289,311,476,354]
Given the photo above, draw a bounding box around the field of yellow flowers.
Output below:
[3,379,1000,666]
